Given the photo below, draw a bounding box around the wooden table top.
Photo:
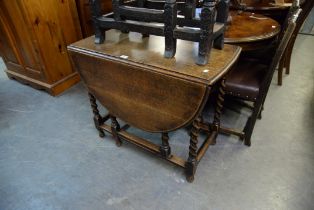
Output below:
[68,30,241,132]
[224,11,281,43]
[68,30,241,86]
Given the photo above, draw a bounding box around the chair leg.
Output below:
[164,0,177,58]
[284,36,295,75]
[91,0,105,44]
[242,100,262,146]
[284,49,292,75]
[110,116,122,146]
[196,1,215,65]
[278,55,285,86]
[160,132,171,158]
[258,104,264,120]
[242,118,252,147]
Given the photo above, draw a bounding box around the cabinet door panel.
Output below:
[0,1,43,79]
[0,17,20,65]
[56,0,82,45]
[21,0,77,83]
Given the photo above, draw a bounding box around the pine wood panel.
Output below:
[0,1,43,80]
[0,0,82,95]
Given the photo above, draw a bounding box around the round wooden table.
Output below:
[240,0,292,11]
[235,0,298,25]
[224,11,281,51]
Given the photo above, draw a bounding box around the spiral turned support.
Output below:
[88,92,105,138]
[212,78,226,144]
[160,132,171,159]
[213,78,226,130]
[110,115,122,146]
[185,116,201,182]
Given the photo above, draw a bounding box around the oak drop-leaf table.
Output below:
[68,30,241,182]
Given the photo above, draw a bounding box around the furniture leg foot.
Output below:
[98,129,105,138]
[185,157,197,182]
[243,118,252,147]
[257,112,262,119]
[164,48,176,58]
[115,139,122,147]
[213,34,224,50]
[196,54,209,66]
[244,136,251,147]
[257,105,263,120]
[186,176,194,183]
[185,165,195,183]
[94,31,104,44]
[278,67,283,86]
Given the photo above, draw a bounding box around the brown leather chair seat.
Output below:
[220,6,301,146]
[225,60,268,101]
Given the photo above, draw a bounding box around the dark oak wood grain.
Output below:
[69,30,241,85]
[69,30,241,132]
[68,29,241,182]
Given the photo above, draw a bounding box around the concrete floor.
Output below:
[0,34,313,210]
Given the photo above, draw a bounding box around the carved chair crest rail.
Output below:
[90,0,230,65]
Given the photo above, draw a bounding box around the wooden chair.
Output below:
[90,0,229,65]
[278,0,314,85]
[220,7,302,146]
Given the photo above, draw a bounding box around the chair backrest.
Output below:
[287,0,314,47]
[90,0,230,65]
[278,0,300,40]
[259,8,302,104]
[299,0,314,31]
[229,0,246,10]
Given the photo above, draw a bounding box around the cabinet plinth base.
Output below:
[5,69,80,96]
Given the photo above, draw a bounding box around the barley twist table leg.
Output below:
[88,93,105,138]
[110,115,122,147]
[160,132,171,159]
[185,116,201,182]
[212,78,226,144]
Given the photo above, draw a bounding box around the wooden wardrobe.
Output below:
[0,0,82,96]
